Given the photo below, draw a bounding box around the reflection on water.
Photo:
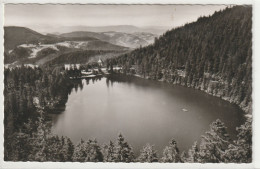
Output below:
[51,76,245,156]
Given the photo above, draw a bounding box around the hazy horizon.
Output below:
[5,4,227,34]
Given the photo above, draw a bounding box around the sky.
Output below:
[4,4,227,33]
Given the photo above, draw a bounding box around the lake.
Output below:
[51,76,245,156]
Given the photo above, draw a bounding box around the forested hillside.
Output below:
[4,26,53,50]
[109,6,252,113]
[48,50,127,65]
[60,31,156,48]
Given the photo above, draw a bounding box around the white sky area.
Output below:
[4,4,227,33]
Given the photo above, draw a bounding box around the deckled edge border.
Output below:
[0,1,258,169]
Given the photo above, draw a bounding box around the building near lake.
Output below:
[64,64,71,70]
[75,64,80,69]
[24,64,38,69]
[64,64,81,70]
[98,59,104,67]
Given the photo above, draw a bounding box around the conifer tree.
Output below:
[187,141,200,163]
[180,151,188,163]
[72,139,103,162]
[102,141,116,162]
[137,143,158,162]
[223,116,252,163]
[85,139,103,162]
[72,139,86,162]
[161,139,181,163]
[199,119,230,163]
[66,138,75,161]
[114,133,135,162]
[30,116,50,161]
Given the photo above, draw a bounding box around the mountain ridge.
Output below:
[16,25,169,35]
[4,26,129,65]
[60,31,156,49]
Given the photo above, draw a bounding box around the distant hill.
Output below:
[60,31,107,41]
[60,31,157,48]
[4,26,129,65]
[85,40,129,51]
[28,25,169,35]
[4,26,98,51]
[4,26,54,50]
[101,31,153,48]
[110,6,252,113]
[132,32,157,44]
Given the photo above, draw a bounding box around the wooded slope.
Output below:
[110,6,252,113]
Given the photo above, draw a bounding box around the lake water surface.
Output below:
[51,76,245,155]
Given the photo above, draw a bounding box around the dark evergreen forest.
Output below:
[49,50,125,65]
[108,6,252,113]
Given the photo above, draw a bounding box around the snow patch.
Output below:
[56,41,89,49]
[28,44,59,58]
[19,44,37,48]
[18,41,89,58]
[56,41,72,48]
[103,32,116,37]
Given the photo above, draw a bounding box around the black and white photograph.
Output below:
[1,1,257,167]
